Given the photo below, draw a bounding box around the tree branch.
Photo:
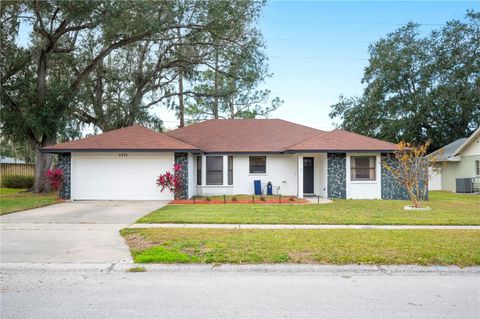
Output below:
[69,31,152,95]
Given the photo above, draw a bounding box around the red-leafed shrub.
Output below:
[156,164,183,198]
[46,168,64,191]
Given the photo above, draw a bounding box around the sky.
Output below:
[159,0,479,130]
[15,1,479,132]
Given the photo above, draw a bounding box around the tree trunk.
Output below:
[32,135,56,193]
[229,82,235,118]
[178,69,185,127]
[36,49,47,108]
[176,27,185,127]
[129,90,143,126]
[213,51,219,119]
[229,98,234,119]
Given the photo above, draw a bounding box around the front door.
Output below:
[303,157,314,194]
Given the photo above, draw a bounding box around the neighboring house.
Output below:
[0,157,26,164]
[428,128,480,192]
[42,119,408,201]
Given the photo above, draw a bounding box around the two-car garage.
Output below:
[42,125,199,201]
[71,152,175,201]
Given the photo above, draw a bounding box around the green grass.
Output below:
[121,228,480,266]
[0,188,59,215]
[138,191,480,225]
[0,188,25,195]
[126,266,147,273]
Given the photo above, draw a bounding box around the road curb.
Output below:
[3,262,480,275]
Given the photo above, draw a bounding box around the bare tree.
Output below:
[383,141,442,208]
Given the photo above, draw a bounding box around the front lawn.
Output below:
[121,228,480,266]
[138,191,480,225]
[0,188,26,195]
[0,188,59,215]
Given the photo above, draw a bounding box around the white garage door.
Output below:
[72,152,175,200]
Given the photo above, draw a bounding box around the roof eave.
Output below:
[285,149,398,154]
[202,151,285,155]
[41,148,200,154]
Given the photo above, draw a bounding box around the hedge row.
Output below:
[1,175,34,189]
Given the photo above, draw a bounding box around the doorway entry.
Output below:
[303,157,314,194]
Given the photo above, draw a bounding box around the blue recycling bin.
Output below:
[254,180,262,195]
[267,182,273,195]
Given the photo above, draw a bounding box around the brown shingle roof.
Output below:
[43,120,398,153]
[42,125,198,152]
[287,129,398,152]
[165,119,323,153]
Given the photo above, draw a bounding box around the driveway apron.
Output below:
[0,201,167,263]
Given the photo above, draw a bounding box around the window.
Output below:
[206,156,223,185]
[228,156,233,185]
[351,156,376,181]
[476,160,480,176]
[249,156,266,174]
[196,156,202,185]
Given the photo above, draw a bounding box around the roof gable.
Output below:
[453,128,480,157]
[43,125,198,152]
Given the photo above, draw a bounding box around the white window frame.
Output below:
[350,156,376,181]
[249,156,267,174]
[206,156,223,186]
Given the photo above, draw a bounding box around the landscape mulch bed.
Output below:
[171,198,309,205]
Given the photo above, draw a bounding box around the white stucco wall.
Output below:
[439,135,480,192]
[71,152,174,200]
[428,167,442,191]
[193,154,328,197]
[461,136,480,156]
[195,154,298,196]
[187,153,195,199]
[346,153,382,199]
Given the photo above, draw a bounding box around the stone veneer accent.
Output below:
[381,156,408,200]
[174,152,189,199]
[327,153,346,199]
[57,153,71,200]
[381,155,428,200]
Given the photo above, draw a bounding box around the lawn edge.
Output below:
[136,220,480,226]
[120,227,480,267]
[0,200,62,216]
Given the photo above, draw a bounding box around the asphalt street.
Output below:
[1,264,479,319]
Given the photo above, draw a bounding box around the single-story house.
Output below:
[428,128,480,192]
[42,119,408,201]
[0,157,26,164]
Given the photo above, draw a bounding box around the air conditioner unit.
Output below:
[456,178,474,193]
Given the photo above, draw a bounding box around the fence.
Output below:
[1,163,36,177]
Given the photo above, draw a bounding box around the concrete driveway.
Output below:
[0,201,167,263]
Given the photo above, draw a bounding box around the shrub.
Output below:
[231,196,238,202]
[383,141,434,208]
[260,196,266,201]
[46,168,63,191]
[1,175,34,189]
[156,164,183,199]
[289,196,295,202]
[205,196,211,202]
